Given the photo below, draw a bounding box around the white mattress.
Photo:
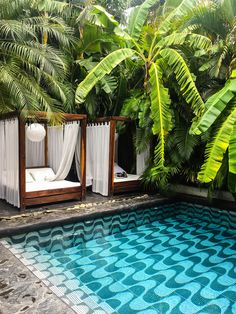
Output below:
[26,180,81,192]
[114,174,140,183]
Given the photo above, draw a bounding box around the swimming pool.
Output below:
[2,202,236,314]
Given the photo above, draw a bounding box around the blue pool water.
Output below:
[2,202,236,313]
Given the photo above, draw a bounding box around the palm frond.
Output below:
[174,126,199,160]
[0,19,36,40]
[0,41,68,77]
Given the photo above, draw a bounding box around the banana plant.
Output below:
[187,0,236,80]
[190,69,236,193]
[75,0,210,182]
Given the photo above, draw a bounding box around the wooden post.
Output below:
[44,124,48,167]
[108,119,116,196]
[80,118,86,200]
[19,116,26,210]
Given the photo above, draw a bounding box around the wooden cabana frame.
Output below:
[0,112,87,209]
[93,116,141,196]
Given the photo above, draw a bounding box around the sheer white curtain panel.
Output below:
[52,122,79,181]
[5,119,20,207]
[48,125,64,173]
[91,123,110,196]
[86,125,94,186]
[25,125,45,167]
[75,125,81,181]
[136,128,150,175]
[136,148,150,175]
[0,121,6,199]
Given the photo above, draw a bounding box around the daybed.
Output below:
[0,112,86,209]
[86,116,149,196]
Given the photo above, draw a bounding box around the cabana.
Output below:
[0,112,86,210]
[86,116,149,196]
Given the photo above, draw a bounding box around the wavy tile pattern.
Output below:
[2,202,236,314]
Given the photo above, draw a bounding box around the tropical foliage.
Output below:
[189,0,236,194]
[1,0,236,196]
[0,0,75,117]
[75,0,211,186]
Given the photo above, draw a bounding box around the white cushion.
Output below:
[29,168,55,182]
[25,169,34,183]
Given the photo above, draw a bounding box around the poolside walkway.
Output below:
[0,193,166,237]
[0,242,74,314]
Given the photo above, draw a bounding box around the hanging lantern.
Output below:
[26,123,46,142]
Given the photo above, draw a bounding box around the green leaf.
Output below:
[75,48,136,104]
[229,122,236,174]
[160,48,204,117]
[100,76,118,94]
[187,33,212,50]
[149,62,172,168]
[128,0,157,41]
[174,126,199,160]
[159,0,197,33]
[190,77,236,135]
[156,32,211,50]
[198,105,236,183]
[91,5,119,28]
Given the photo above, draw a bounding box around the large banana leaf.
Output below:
[190,74,236,135]
[75,48,135,104]
[229,122,236,174]
[127,0,157,41]
[160,48,204,117]
[198,105,236,183]
[187,33,212,50]
[159,0,197,33]
[90,5,119,28]
[156,33,211,51]
[149,62,172,168]
[163,0,183,12]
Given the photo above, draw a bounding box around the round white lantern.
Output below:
[26,123,46,142]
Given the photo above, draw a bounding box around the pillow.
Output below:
[25,169,34,183]
[29,168,55,182]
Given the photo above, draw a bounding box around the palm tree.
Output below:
[75,0,210,184]
[0,0,75,118]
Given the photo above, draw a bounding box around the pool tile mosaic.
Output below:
[2,202,236,313]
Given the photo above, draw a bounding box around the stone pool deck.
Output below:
[0,193,166,314]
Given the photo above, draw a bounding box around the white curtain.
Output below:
[52,122,79,181]
[48,125,63,173]
[86,123,110,196]
[0,121,6,199]
[25,126,45,168]
[86,125,94,186]
[136,148,150,175]
[115,132,118,163]
[136,128,150,175]
[75,126,81,181]
[5,119,20,207]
